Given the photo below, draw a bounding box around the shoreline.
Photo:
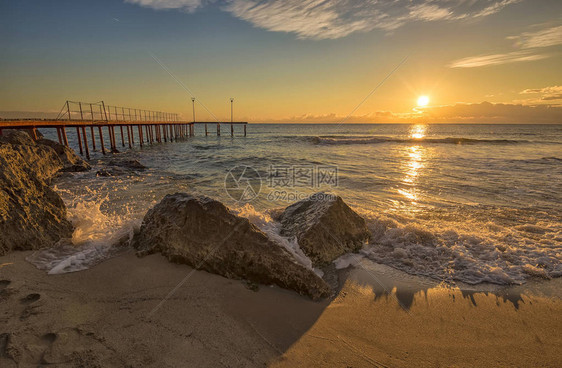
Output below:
[1,250,560,367]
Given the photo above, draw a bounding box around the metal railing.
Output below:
[56,100,180,122]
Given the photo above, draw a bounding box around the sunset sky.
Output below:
[1,0,561,123]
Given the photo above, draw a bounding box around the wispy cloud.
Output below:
[508,25,562,48]
[449,50,549,68]
[126,0,203,13]
[450,22,561,68]
[126,0,521,40]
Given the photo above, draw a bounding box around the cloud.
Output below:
[450,23,562,68]
[449,50,549,68]
[125,0,204,13]
[520,85,562,101]
[508,25,562,48]
[420,101,562,123]
[127,0,521,40]
[266,102,562,124]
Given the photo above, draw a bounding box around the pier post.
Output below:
[56,128,63,144]
[61,127,69,147]
[98,126,106,154]
[76,127,83,155]
[205,123,208,136]
[244,124,246,137]
[217,123,220,136]
[81,126,90,160]
[110,126,116,152]
[120,126,125,147]
[231,123,233,137]
[138,125,143,147]
[127,126,132,149]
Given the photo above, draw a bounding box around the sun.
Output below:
[417,95,430,107]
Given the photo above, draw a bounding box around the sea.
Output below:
[28,123,562,287]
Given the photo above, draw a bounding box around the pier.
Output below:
[0,100,248,159]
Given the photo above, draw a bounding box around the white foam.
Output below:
[231,204,314,269]
[27,185,141,274]
[353,208,562,285]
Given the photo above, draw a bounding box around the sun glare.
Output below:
[417,95,430,107]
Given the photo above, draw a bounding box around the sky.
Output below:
[1,0,561,123]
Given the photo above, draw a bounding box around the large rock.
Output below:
[277,193,370,266]
[0,131,74,255]
[36,138,90,172]
[133,193,331,300]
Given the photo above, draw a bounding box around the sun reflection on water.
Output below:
[410,124,427,140]
[397,124,429,204]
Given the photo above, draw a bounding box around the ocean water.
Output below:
[28,123,562,286]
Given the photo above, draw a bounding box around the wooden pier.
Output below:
[0,100,248,159]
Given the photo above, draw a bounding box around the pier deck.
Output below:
[0,100,248,159]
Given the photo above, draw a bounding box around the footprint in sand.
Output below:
[0,280,14,300]
[20,293,41,305]
[19,294,42,321]
[0,280,10,290]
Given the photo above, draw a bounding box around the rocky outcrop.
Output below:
[277,193,370,266]
[133,193,331,299]
[36,139,90,172]
[0,130,88,256]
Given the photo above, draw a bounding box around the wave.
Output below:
[307,135,528,145]
[233,204,561,286]
[350,209,562,285]
[27,185,142,274]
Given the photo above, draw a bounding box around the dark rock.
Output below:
[0,130,36,146]
[96,167,137,177]
[133,193,331,300]
[278,192,370,266]
[36,139,90,172]
[108,159,146,170]
[0,131,74,256]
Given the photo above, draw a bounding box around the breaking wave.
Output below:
[27,185,142,274]
[348,208,562,285]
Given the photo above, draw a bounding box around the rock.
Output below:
[108,159,146,170]
[277,193,370,266]
[95,167,137,177]
[133,193,331,300]
[0,131,74,256]
[0,129,36,146]
[36,139,90,172]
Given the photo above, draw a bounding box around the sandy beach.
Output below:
[1,250,560,367]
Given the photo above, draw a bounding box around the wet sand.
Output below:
[1,251,560,367]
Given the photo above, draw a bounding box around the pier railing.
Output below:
[1,100,249,159]
[56,100,179,123]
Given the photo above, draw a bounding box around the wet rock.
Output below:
[108,159,146,170]
[96,167,137,177]
[0,131,74,256]
[278,193,370,266]
[36,139,90,172]
[133,193,331,300]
